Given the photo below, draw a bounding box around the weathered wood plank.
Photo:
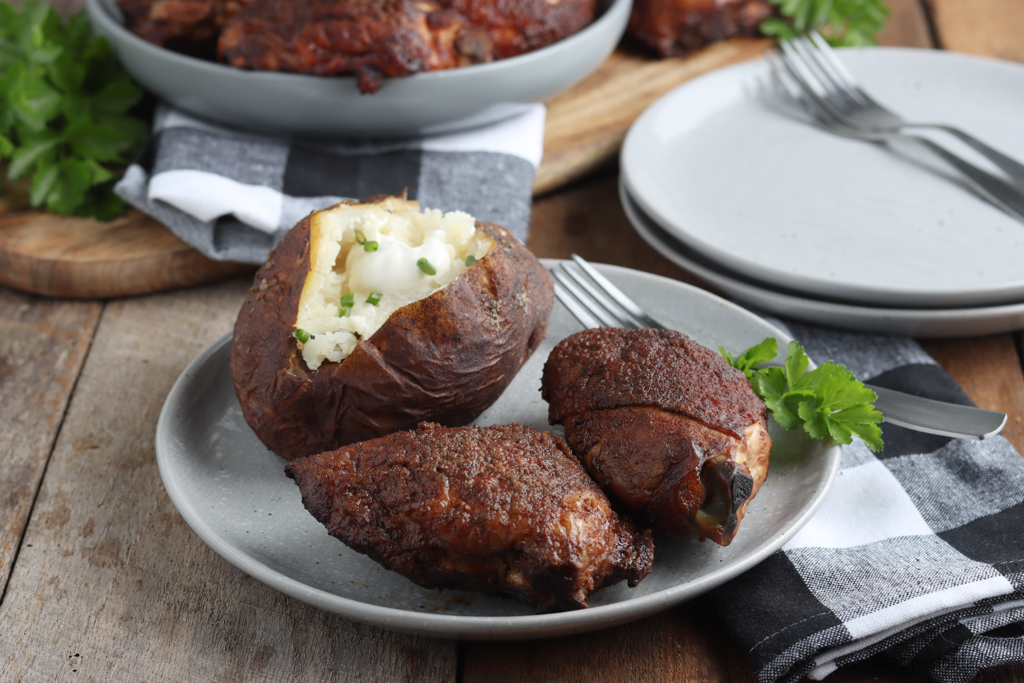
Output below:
[878,0,934,47]
[925,0,1024,62]
[534,38,771,196]
[465,607,756,683]
[0,288,101,598]
[0,210,256,300]
[528,170,705,290]
[0,279,456,682]
[921,336,1024,456]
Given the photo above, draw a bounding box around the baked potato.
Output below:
[230,195,554,461]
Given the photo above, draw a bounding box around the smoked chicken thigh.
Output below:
[285,422,654,612]
[217,0,595,92]
[542,328,771,545]
[217,0,477,93]
[118,0,254,58]
[627,0,771,57]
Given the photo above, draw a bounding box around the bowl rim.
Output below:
[86,0,631,89]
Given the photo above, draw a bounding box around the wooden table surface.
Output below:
[2,0,1024,680]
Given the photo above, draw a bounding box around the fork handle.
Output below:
[903,124,1024,189]
[901,134,1024,223]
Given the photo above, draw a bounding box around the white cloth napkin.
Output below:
[705,320,1024,683]
[115,104,546,263]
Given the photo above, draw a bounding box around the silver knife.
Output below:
[868,385,1007,440]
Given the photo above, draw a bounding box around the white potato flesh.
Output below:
[295,198,495,370]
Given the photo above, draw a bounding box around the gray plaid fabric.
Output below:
[705,319,1024,683]
[115,105,544,264]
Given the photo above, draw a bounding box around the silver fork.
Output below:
[550,254,1008,440]
[787,32,1024,189]
[767,48,1024,224]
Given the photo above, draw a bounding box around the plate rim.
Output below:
[620,47,1024,309]
[618,179,1024,338]
[155,261,841,639]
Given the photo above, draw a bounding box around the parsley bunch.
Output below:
[722,338,884,452]
[760,0,890,47]
[0,1,149,219]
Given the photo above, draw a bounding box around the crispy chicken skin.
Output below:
[542,328,771,545]
[217,0,469,93]
[450,0,597,59]
[217,0,595,92]
[285,422,654,612]
[117,0,254,58]
[627,0,771,57]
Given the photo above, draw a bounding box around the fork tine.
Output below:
[778,39,850,116]
[807,31,869,103]
[786,36,856,109]
[559,263,641,329]
[552,282,601,329]
[794,34,866,109]
[767,47,846,129]
[550,270,621,328]
[569,254,666,330]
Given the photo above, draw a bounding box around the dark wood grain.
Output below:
[0,288,101,597]
[0,279,456,682]
[528,170,704,289]
[925,0,1024,61]
[921,336,1024,455]
[465,607,756,683]
[0,210,255,299]
[535,38,771,196]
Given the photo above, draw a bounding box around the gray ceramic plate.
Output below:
[155,261,840,639]
[86,0,630,138]
[620,48,1024,309]
[620,181,1024,338]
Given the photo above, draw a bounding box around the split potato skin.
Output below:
[230,200,554,461]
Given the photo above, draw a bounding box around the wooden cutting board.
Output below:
[0,39,770,300]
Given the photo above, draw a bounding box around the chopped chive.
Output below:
[366,292,383,306]
[339,293,355,308]
[465,255,476,267]
[293,328,310,344]
[364,240,378,252]
[338,308,351,318]
[417,257,437,276]
[354,228,366,245]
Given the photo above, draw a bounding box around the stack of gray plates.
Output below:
[619,47,1024,337]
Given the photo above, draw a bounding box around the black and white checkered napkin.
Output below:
[114,104,545,264]
[705,320,1024,683]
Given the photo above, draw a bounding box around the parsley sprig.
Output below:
[721,338,884,452]
[0,1,149,219]
[760,0,890,47]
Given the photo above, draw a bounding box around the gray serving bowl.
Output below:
[86,0,631,138]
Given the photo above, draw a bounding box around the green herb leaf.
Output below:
[293,328,310,344]
[465,255,476,267]
[339,293,354,308]
[760,0,889,46]
[722,337,884,451]
[7,131,59,179]
[718,337,777,380]
[366,291,382,306]
[29,162,59,207]
[0,1,148,219]
[416,257,437,276]
[363,240,378,252]
[44,158,93,214]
